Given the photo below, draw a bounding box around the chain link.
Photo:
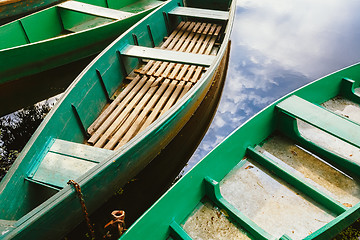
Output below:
[67,180,96,240]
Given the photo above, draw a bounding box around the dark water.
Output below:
[184,0,360,174]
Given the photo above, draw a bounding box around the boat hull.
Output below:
[0,0,63,23]
[118,62,360,239]
[0,7,154,85]
[0,0,233,238]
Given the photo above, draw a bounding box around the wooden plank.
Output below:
[94,77,155,148]
[138,80,179,133]
[87,75,141,135]
[161,81,185,114]
[164,23,207,79]
[154,22,198,77]
[147,21,195,76]
[115,79,172,149]
[178,82,193,100]
[120,45,216,67]
[88,76,147,144]
[189,26,221,82]
[105,77,162,150]
[276,95,360,148]
[181,24,219,82]
[169,6,229,21]
[191,65,204,82]
[50,139,113,163]
[31,152,97,188]
[172,23,214,81]
[166,21,193,50]
[58,1,134,20]
[140,21,188,75]
[160,22,202,78]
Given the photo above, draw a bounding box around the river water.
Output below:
[184,0,360,174]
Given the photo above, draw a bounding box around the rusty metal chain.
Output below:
[104,210,126,238]
[67,180,96,240]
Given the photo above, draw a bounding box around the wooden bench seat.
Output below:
[26,139,113,189]
[87,21,222,150]
[276,95,360,148]
[58,1,134,20]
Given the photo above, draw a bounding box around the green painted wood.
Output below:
[0,0,234,238]
[276,95,360,148]
[31,152,98,188]
[50,139,113,162]
[119,63,360,238]
[27,139,114,188]
[247,146,348,215]
[303,201,360,239]
[169,6,229,20]
[278,120,360,181]
[0,0,63,21]
[0,22,28,49]
[340,78,360,104]
[58,1,134,20]
[120,45,216,66]
[204,177,273,240]
[169,221,193,240]
[0,0,163,86]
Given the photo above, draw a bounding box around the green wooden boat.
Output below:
[0,0,63,23]
[0,0,234,238]
[119,64,360,239]
[0,0,165,85]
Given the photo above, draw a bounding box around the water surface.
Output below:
[184,0,360,173]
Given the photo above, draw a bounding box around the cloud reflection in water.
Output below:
[183,0,360,173]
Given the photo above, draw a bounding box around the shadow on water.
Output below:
[0,55,95,117]
[0,101,54,181]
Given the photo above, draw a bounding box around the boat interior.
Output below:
[0,0,232,225]
[0,0,165,49]
[169,78,360,239]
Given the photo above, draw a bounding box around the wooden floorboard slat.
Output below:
[93,77,154,148]
[104,77,162,150]
[87,75,141,135]
[88,76,147,144]
[137,80,179,134]
[115,79,172,149]
[140,21,189,75]
[88,20,223,148]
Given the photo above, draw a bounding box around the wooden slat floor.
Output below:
[87,21,222,150]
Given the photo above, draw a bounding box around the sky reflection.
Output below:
[183,0,360,173]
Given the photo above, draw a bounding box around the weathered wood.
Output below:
[30,139,113,188]
[115,79,172,149]
[58,1,134,20]
[141,21,189,75]
[88,76,147,144]
[87,75,141,136]
[161,81,186,114]
[120,45,215,67]
[104,77,161,150]
[138,80,180,133]
[94,77,155,148]
[50,139,113,163]
[169,6,229,21]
